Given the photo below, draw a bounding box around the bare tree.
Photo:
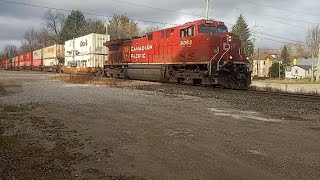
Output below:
[139,25,161,35]
[21,28,38,52]
[44,10,65,43]
[108,14,140,40]
[80,19,106,36]
[306,25,320,58]
[35,28,56,48]
[1,44,18,59]
[290,41,310,58]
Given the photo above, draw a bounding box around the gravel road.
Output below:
[1,70,320,180]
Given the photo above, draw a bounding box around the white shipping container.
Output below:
[33,49,43,60]
[43,44,65,59]
[65,54,106,68]
[65,33,110,67]
[43,58,59,66]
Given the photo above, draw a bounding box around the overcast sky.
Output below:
[0,0,319,51]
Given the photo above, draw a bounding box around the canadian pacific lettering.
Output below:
[131,53,146,59]
[131,44,153,52]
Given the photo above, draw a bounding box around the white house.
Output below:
[286,65,313,79]
[285,58,318,80]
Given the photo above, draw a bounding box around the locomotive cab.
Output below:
[195,20,250,89]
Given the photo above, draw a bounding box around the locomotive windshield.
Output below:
[198,25,228,34]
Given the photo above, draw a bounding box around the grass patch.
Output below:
[0,82,6,95]
[3,105,21,112]
[1,103,39,113]
[55,74,121,87]
[0,132,17,150]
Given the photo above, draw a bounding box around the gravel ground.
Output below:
[1,70,320,180]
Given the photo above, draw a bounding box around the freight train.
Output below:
[2,44,64,72]
[1,19,251,89]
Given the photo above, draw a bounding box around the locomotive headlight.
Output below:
[228,35,232,42]
[230,56,233,59]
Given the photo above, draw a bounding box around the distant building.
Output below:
[285,58,318,80]
[252,53,278,77]
[286,65,313,79]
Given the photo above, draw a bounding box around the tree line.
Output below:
[0,11,146,60]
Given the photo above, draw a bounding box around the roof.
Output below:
[297,58,318,66]
[252,53,278,60]
[293,65,313,70]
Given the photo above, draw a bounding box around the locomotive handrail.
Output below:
[217,45,231,71]
[209,48,220,77]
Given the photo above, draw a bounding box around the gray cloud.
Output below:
[0,0,319,50]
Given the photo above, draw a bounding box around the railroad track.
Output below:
[61,73,320,102]
[4,69,320,102]
[247,89,320,102]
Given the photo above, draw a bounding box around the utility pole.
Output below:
[279,60,281,79]
[257,48,260,77]
[205,0,209,20]
[311,62,314,82]
[317,46,320,82]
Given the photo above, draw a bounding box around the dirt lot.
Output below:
[1,70,320,180]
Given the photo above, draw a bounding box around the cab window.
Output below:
[199,25,228,34]
[180,26,195,38]
[148,33,153,40]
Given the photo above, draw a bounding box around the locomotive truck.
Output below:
[103,19,251,89]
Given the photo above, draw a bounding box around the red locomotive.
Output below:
[104,19,251,89]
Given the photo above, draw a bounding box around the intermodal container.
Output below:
[64,33,110,68]
[43,44,64,60]
[33,49,43,67]
[18,54,25,67]
[13,56,19,69]
[25,52,33,68]
[1,59,8,68]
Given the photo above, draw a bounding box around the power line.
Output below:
[236,8,318,25]
[191,5,204,15]
[110,0,204,18]
[251,30,301,44]
[254,35,288,44]
[0,0,178,25]
[246,1,320,18]
[236,8,305,31]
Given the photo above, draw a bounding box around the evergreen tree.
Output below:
[281,45,291,65]
[231,14,254,57]
[60,10,86,42]
[270,63,285,78]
